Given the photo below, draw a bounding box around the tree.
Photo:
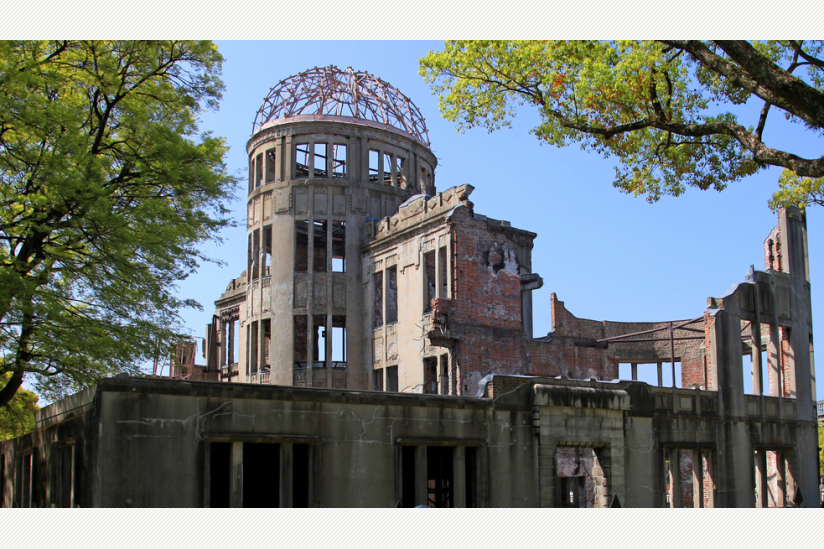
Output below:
[420,41,824,206]
[0,41,237,410]
[0,373,37,441]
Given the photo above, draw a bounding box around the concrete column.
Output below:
[231,442,243,508]
[631,363,638,381]
[693,449,704,508]
[280,443,293,508]
[774,450,786,507]
[434,244,442,299]
[453,446,466,508]
[657,362,663,387]
[755,449,767,508]
[669,448,681,508]
[768,323,782,398]
[704,450,715,508]
[326,313,332,388]
[751,343,762,395]
[415,445,427,507]
[536,439,557,508]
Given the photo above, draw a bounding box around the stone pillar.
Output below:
[536,440,557,508]
[415,445,427,507]
[231,442,243,508]
[453,446,466,508]
[755,449,768,508]
[693,449,704,508]
[280,443,293,508]
[669,448,681,508]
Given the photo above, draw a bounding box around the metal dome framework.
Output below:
[253,66,430,145]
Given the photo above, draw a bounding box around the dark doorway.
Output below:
[242,443,280,508]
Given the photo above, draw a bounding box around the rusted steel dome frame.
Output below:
[253,66,430,145]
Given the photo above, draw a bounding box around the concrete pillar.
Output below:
[231,442,243,508]
[280,443,293,508]
[774,450,786,507]
[768,324,782,398]
[631,363,638,381]
[704,450,715,508]
[453,446,466,508]
[536,440,557,508]
[434,242,442,299]
[693,449,704,508]
[415,445,427,507]
[755,449,767,508]
[669,448,681,508]
[657,362,663,387]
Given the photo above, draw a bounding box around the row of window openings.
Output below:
[294,221,346,274]
[247,222,347,283]
[221,318,240,366]
[209,442,311,508]
[372,247,449,329]
[373,355,450,395]
[293,315,347,369]
[248,144,348,193]
[209,442,476,508]
[249,144,429,192]
[3,447,77,508]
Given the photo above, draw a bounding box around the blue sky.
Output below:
[175,40,824,396]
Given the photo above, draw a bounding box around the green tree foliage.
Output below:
[420,40,824,207]
[0,41,237,411]
[0,373,38,441]
[819,422,824,477]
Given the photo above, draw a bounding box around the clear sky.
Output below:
[173,40,824,397]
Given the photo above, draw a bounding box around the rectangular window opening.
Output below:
[265,149,277,183]
[439,247,448,298]
[250,321,259,374]
[231,319,239,365]
[465,447,477,508]
[373,271,383,328]
[295,221,309,272]
[383,152,393,185]
[314,143,327,177]
[368,149,380,182]
[250,229,260,280]
[424,357,438,394]
[424,251,435,312]
[401,445,416,508]
[294,315,308,368]
[313,221,327,272]
[332,221,346,272]
[440,355,449,395]
[255,153,263,189]
[262,226,272,278]
[386,266,398,324]
[295,143,310,178]
[396,156,406,189]
[209,442,231,508]
[262,319,271,371]
[332,316,346,368]
[332,144,347,178]
[242,443,280,508]
[386,365,398,392]
[374,369,384,392]
[743,353,755,394]
[293,443,311,508]
[57,446,74,508]
[427,446,454,508]
[313,314,326,367]
[618,363,633,380]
